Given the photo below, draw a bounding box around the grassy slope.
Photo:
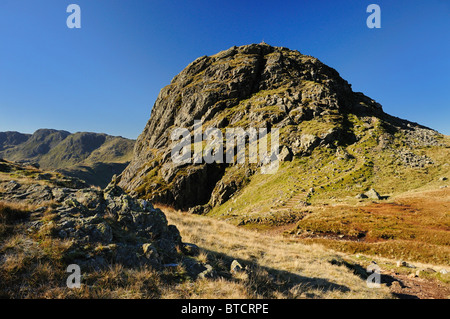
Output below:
[294,188,450,265]
[44,134,135,188]
[160,205,394,298]
[39,133,134,169]
[206,113,450,265]
[0,130,70,162]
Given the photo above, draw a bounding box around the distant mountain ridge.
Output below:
[0,131,32,151]
[0,129,135,187]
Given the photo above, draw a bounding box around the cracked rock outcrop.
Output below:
[117,43,442,211]
[0,161,183,268]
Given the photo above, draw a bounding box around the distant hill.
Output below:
[0,129,135,187]
[0,131,32,151]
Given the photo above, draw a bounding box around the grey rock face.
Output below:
[117,44,369,209]
[59,184,182,267]
[117,43,441,211]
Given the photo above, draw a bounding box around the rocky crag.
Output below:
[117,43,447,215]
[0,159,186,269]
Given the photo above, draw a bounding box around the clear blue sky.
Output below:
[0,0,449,139]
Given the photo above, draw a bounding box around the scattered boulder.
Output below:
[355,193,368,199]
[5,180,21,192]
[230,259,244,273]
[396,260,415,268]
[365,188,381,200]
[278,146,293,162]
[395,149,434,168]
[198,264,215,279]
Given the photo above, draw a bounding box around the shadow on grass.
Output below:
[329,258,419,299]
[186,247,351,298]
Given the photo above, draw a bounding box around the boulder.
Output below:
[365,188,381,200]
[278,146,293,162]
[416,268,436,276]
[18,183,185,268]
[198,264,215,279]
[183,243,200,256]
[396,260,415,268]
[230,259,244,273]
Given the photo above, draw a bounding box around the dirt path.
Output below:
[383,272,450,299]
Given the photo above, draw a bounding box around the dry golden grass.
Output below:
[0,196,403,298]
[158,204,394,299]
[290,187,450,265]
[1,179,446,299]
[1,196,443,299]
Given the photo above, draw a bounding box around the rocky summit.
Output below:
[117,43,447,214]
